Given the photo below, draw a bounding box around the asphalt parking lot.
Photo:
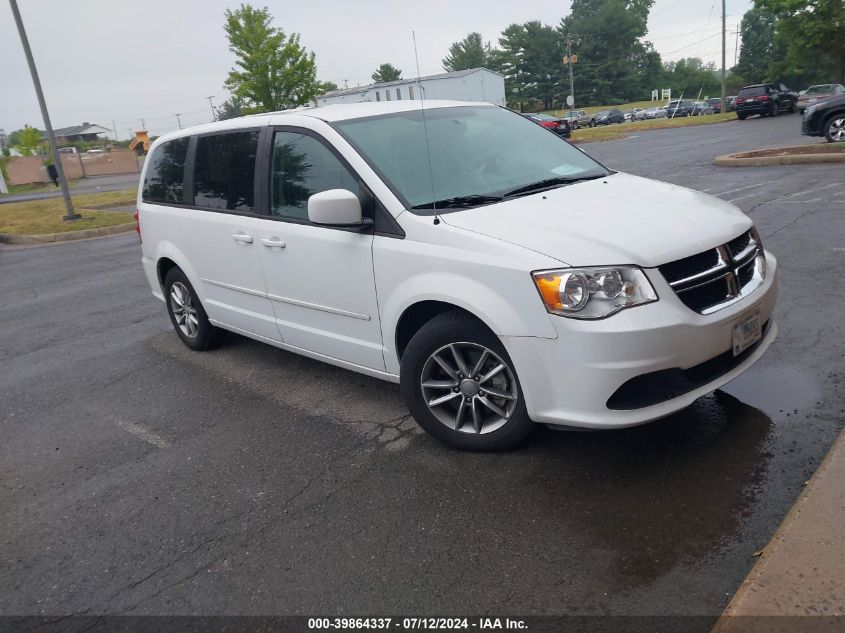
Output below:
[1,113,843,628]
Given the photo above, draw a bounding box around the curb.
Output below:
[711,427,845,631]
[0,222,136,245]
[715,151,845,167]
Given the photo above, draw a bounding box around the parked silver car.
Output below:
[643,107,667,119]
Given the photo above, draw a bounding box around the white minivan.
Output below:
[138,100,777,451]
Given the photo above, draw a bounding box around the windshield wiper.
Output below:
[502,173,606,198]
[410,194,503,210]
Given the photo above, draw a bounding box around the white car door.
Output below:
[177,129,280,342]
[256,128,386,371]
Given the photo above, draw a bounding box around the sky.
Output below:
[0,0,750,139]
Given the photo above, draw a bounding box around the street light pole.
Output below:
[175,113,182,130]
[206,96,216,122]
[721,0,727,114]
[9,0,78,220]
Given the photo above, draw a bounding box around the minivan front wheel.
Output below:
[164,268,223,351]
[400,311,534,451]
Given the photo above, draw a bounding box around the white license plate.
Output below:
[732,307,762,356]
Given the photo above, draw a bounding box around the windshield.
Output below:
[739,86,767,96]
[806,85,834,94]
[332,105,607,214]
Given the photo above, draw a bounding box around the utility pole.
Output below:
[734,29,739,67]
[721,0,727,114]
[175,113,182,130]
[564,34,576,115]
[206,96,216,122]
[112,119,119,142]
[9,0,78,220]
[139,118,146,130]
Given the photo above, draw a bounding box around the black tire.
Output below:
[769,102,778,117]
[789,100,797,113]
[590,119,596,128]
[737,112,747,120]
[400,311,534,451]
[163,267,224,351]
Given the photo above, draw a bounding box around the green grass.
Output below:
[569,112,736,143]
[0,189,135,235]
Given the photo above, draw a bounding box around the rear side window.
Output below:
[738,86,766,97]
[142,138,189,204]
[193,131,259,212]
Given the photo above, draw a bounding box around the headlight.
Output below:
[532,266,658,319]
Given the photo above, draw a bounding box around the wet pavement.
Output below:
[1,114,843,627]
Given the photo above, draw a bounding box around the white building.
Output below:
[316,68,505,108]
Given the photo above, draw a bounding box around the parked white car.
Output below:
[138,101,778,451]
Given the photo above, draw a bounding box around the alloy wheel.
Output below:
[169,281,199,338]
[420,342,518,435]
[829,117,845,141]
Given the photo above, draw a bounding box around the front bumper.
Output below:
[503,251,778,428]
[802,115,823,137]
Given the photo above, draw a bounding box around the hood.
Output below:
[440,172,751,268]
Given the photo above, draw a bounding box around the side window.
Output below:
[396,88,401,100]
[409,85,415,100]
[375,91,381,102]
[142,137,189,204]
[270,131,359,221]
[193,131,259,212]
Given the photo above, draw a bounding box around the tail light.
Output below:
[134,209,142,243]
[736,98,746,104]
[758,95,770,101]
[542,121,557,128]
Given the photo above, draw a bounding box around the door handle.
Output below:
[260,237,286,249]
[232,232,254,244]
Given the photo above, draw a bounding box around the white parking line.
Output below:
[716,181,772,197]
[728,192,764,203]
[774,183,840,201]
[771,198,823,204]
[115,419,171,448]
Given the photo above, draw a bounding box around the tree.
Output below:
[14,125,42,157]
[733,7,776,82]
[223,4,320,112]
[318,80,338,93]
[442,33,491,71]
[7,129,23,147]
[216,96,246,121]
[559,0,655,106]
[371,63,402,83]
[664,58,721,97]
[756,0,845,83]
[489,22,566,110]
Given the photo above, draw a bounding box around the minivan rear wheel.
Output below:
[164,268,224,351]
[400,311,534,451]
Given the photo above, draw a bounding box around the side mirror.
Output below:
[308,189,363,226]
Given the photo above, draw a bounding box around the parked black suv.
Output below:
[802,92,845,142]
[735,84,798,119]
[665,100,695,117]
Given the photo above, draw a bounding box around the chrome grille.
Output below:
[659,228,765,314]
